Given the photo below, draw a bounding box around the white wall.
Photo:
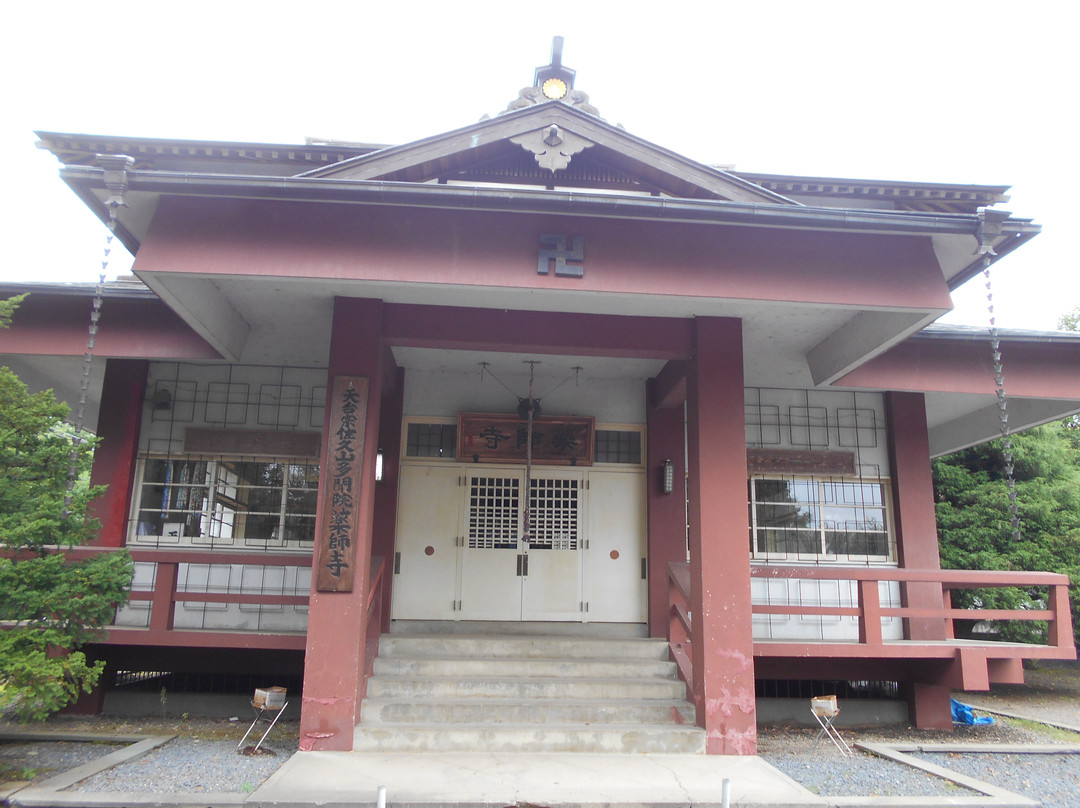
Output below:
[403,365,646,424]
[140,363,326,455]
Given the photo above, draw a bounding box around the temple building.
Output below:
[3,41,1077,755]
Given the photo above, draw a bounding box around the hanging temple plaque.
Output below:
[458,412,594,466]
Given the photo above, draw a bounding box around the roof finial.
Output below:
[550,35,564,68]
[499,37,600,117]
[533,36,576,100]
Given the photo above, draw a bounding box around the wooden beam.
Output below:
[383,303,694,359]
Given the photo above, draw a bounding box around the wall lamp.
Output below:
[662,458,674,495]
[375,448,384,483]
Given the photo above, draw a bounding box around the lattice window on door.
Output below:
[467,476,520,549]
[528,478,580,550]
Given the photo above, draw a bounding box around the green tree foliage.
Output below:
[1059,305,1080,332]
[0,301,132,720]
[0,294,25,329]
[933,421,1080,644]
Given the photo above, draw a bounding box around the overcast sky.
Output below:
[5,1,1077,330]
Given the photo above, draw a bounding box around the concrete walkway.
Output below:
[250,751,827,807]
[11,750,829,808]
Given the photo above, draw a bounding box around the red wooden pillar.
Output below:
[686,317,756,755]
[646,380,687,638]
[300,297,385,752]
[885,391,951,729]
[373,361,404,633]
[87,359,148,547]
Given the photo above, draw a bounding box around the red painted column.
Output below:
[372,361,404,632]
[686,317,756,755]
[646,380,687,639]
[885,391,951,729]
[300,298,385,752]
[886,391,946,640]
[87,359,148,547]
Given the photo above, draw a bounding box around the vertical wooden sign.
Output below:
[316,376,368,592]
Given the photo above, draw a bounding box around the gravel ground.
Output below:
[758,660,1080,803]
[757,720,1066,798]
[916,750,1080,808]
[0,740,124,784]
[0,717,298,794]
[70,738,294,793]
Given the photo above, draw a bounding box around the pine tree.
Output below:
[0,297,132,720]
[934,422,1080,645]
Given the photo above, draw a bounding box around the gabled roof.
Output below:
[299,102,797,206]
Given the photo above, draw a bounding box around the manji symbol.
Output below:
[538,234,585,277]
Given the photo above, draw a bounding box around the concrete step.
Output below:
[365,675,688,701]
[377,634,670,661]
[372,655,678,679]
[356,633,702,754]
[360,696,697,725]
[352,723,707,754]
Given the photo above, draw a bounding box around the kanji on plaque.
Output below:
[316,376,368,592]
[458,413,593,466]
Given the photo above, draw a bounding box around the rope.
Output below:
[522,361,538,542]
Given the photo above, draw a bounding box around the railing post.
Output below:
[668,581,688,649]
[148,561,178,631]
[857,579,883,646]
[942,589,955,640]
[1048,581,1074,648]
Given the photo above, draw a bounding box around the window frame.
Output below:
[128,454,320,551]
[747,474,894,563]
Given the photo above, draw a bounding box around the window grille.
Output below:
[748,476,891,559]
[405,423,457,458]
[132,456,319,549]
[527,478,579,550]
[467,476,520,549]
[594,429,641,464]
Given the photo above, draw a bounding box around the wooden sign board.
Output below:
[458,412,594,466]
[746,448,855,476]
[184,428,320,458]
[316,376,368,592]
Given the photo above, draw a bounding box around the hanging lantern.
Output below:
[517,397,541,420]
[662,459,675,495]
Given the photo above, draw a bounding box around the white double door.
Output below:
[391,463,646,623]
[458,469,584,621]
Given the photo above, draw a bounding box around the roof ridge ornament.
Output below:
[497,37,602,119]
[510,124,595,173]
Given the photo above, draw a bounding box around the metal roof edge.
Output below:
[60,166,1037,240]
[0,280,156,300]
[917,323,1080,344]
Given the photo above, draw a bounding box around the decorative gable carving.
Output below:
[510,125,595,173]
[503,86,601,118]
[299,104,795,206]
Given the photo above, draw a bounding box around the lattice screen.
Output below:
[527,478,580,550]
[467,476,520,549]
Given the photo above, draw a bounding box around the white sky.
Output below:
[4,1,1077,330]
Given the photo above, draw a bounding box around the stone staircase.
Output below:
[355,634,705,753]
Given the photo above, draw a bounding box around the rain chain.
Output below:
[979,238,1022,542]
[62,204,118,519]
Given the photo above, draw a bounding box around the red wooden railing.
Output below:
[60,547,385,652]
[668,561,1075,701]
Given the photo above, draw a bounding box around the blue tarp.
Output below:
[951,698,995,725]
